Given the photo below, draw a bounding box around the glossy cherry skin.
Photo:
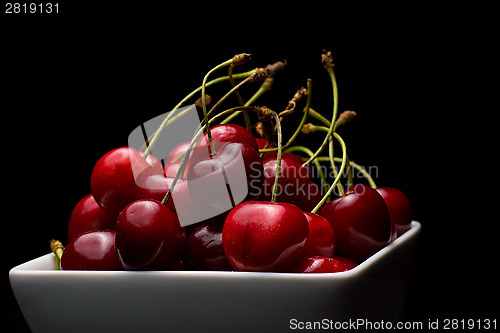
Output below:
[291,256,347,273]
[375,187,412,240]
[135,172,191,216]
[260,157,323,211]
[183,219,232,271]
[187,142,264,220]
[301,212,336,259]
[91,147,153,215]
[335,256,357,271]
[319,184,391,263]
[163,160,190,179]
[115,199,186,270]
[222,201,309,272]
[67,194,117,242]
[61,230,122,270]
[196,124,259,154]
[262,151,305,167]
[165,141,191,164]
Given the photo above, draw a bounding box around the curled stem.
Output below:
[141,69,256,155]
[202,58,236,155]
[311,132,347,214]
[284,145,330,199]
[316,156,377,188]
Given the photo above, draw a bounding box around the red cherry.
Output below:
[255,137,268,150]
[222,201,309,272]
[261,157,322,211]
[187,142,264,220]
[61,230,122,270]
[165,141,191,164]
[67,194,117,242]
[375,187,412,240]
[163,160,190,179]
[301,212,336,259]
[291,256,347,273]
[197,124,259,153]
[90,147,153,215]
[140,152,164,174]
[115,199,186,270]
[334,256,358,271]
[319,184,391,262]
[183,219,232,271]
[262,151,305,166]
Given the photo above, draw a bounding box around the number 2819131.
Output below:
[5,3,59,14]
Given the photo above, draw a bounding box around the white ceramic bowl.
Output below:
[10,221,420,333]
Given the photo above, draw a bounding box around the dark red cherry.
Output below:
[67,194,117,242]
[196,124,259,153]
[91,147,153,215]
[61,230,122,270]
[335,256,357,271]
[319,184,391,262]
[375,187,412,240]
[301,212,335,259]
[260,157,322,211]
[262,151,305,166]
[115,199,186,270]
[222,201,309,272]
[255,137,268,150]
[291,256,347,273]
[183,219,232,271]
[187,142,264,220]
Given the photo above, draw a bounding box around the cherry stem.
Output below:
[302,51,338,167]
[141,69,255,156]
[202,58,237,156]
[316,156,377,188]
[328,136,345,196]
[310,132,347,214]
[258,79,313,153]
[270,110,283,203]
[162,105,266,205]
[50,239,63,270]
[207,70,268,124]
[220,72,273,125]
[228,64,251,130]
[284,145,330,200]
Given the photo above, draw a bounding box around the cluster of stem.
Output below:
[142,50,376,213]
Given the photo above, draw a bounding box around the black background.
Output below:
[2,2,497,331]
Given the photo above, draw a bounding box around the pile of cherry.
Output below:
[55,51,413,273]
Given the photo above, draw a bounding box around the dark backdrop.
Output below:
[3,3,497,331]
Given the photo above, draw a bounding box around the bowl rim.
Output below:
[10,221,420,281]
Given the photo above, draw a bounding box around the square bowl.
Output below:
[10,221,421,333]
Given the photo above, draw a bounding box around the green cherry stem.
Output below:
[258,79,312,153]
[310,132,347,214]
[227,64,251,130]
[270,110,283,203]
[141,69,256,157]
[220,74,273,125]
[207,68,269,125]
[283,145,330,199]
[50,239,63,270]
[316,156,378,188]
[163,105,268,204]
[302,50,339,167]
[202,58,238,156]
